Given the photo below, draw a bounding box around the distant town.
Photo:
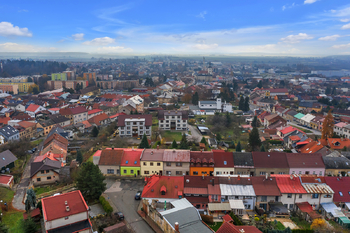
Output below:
[0,56,349,233]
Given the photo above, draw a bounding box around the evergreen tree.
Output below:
[226,112,232,127]
[91,126,99,137]
[216,133,222,142]
[76,162,106,200]
[244,96,250,112]
[139,134,150,149]
[236,141,242,152]
[260,145,266,152]
[25,188,36,212]
[200,137,207,145]
[257,80,262,88]
[249,127,262,151]
[171,140,178,149]
[21,217,37,233]
[192,92,199,105]
[76,150,83,164]
[251,116,258,127]
[239,96,245,111]
[179,133,189,149]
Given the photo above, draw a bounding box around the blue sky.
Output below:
[1,0,350,55]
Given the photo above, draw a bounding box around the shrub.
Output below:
[99,196,113,215]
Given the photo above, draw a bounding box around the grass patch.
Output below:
[31,139,43,147]
[291,216,311,229]
[275,221,286,230]
[208,222,223,231]
[293,126,312,134]
[161,131,183,142]
[0,187,24,233]
[0,187,14,203]
[34,183,66,196]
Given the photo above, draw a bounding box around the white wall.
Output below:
[45,212,88,231]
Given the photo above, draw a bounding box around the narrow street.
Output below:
[188,125,202,143]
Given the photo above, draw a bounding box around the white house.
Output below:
[26,104,46,118]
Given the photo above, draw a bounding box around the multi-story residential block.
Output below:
[0,84,18,94]
[163,149,190,176]
[47,80,88,90]
[63,70,75,80]
[51,73,67,81]
[117,114,152,137]
[0,82,34,92]
[59,106,88,124]
[158,110,188,130]
[140,148,164,176]
[41,190,92,233]
[83,72,96,83]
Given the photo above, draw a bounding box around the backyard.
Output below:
[161,130,183,142]
[0,187,23,233]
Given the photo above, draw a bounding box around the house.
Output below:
[0,174,14,188]
[264,114,287,128]
[59,106,88,124]
[88,113,110,127]
[140,148,165,176]
[298,140,329,156]
[285,110,298,122]
[7,103,25,112]
[163,149,190,176]
[41,190,92,233]
[0,125,19,142]
[98,148,124,175]
[30,158,62,186]
[322,156,350,176]
[189,151,214,176]
[141,175,184,203]
[300,114,316,127]
[122,95,144,113]
[286,153,325,176]
[233,152,255,176]
[0,150,17,172]
[42,133,68,162]
[117,114,152,138]
[17,121,39,139]
[324,176,350,207]
[294,113,305,123]
[158,110,188,131]
[213,150,235,176]
[87,109,103,119]
[252,152,289,176]
[198,98,222,114]
[26,104,46,118]
[216,221,262,233]
[183,175,212,210]
[272,174,308,210]
[120,148,142,176]
[251,176,281,212]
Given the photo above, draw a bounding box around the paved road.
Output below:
[12,140,43,210]
[104,178,154,233]
[287,122,321,136]
[188,125,202,143]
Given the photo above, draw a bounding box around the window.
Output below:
[176,162,182,167]
[212,195,218,201]
[126,122,130,125]
[41,171,45,174]
[36,178,41,182]
[140,131,143,135]
[339,192,343,197]
[140,126,143,129]
[324,194,332,198]
[127,131,130,134]
[144,171,149,175]
[166,162,171,166]
[319,171,322,176]
[299,171,302,174]
[143,162,146,166]
[157,163,161,166]
[123,170,127,174]
[107,169,114,174]
[312,194,319,199]
[176,171,182,175]
[289,204,294,210]
[313,171,316,175]
[299,194,303,198]
[131,170,134,174]
[261,196,267,202]
[166,171,171,175]
[150,162,154,166]
[260,172,266,175]
[287,194,292,198]
[117,169,120,174]
[65,217,69,220]
[47,176,51,180]
[193,171,198,175]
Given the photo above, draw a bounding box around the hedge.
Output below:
[99,196,113,215]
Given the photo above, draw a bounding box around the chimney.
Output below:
[112,147,114,150]
[66,206,70,212]
[151,150,153,155]
[202,175,204,180]
[212,178,215,186]
[157,145,159,150]
[65,201,68,205]
[175,222,179,232]
[265,173,269,180]
[132,146,134,151]
[173,149,176,153]
[290,175,293,180]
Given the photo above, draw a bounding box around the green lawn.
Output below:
[87,155,93,163]
[275,221,286,230]
[161,131,183,142]
[31,139,43,147]
[0,187,24,233]
[291,216,311,229]
[208,222,223,231]
[34,186,52,195]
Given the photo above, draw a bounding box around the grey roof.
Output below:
[30,158,62,177]
[0,125,19,140]
[199,101,216,104]
[233,152,254,167]
[49,114,70,124]
[47,126,68,138]
[322,156,350,169]
[0,150,17,169]
[287,110,298,116]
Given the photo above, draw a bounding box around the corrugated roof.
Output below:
[272,175,307,194]
[219,184,255,196]
[229,200,245,209]
[208,203,231,211]
[302,183,334,194]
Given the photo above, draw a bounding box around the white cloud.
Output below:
[191,43,218,50]
[281,33,313,43]
[341,23,350,30]
[340,19,350,22]
[196,11,207,20]
[282,3,296,11]
[304,0,318,4]
[319,35,341,41]
[0,42,57,52]
[82,37,115,46]
[72,33,84,41]
[332,43,350,49]
[330,7,350,17]
[0,22,32,37]
[97,46,133,53]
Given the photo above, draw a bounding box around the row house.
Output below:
[322,156,350,176]
[189,151,215,176]
[163,149,190,176]
[140,148,164,176]
[286,153,325,176]
[120,148,142,176]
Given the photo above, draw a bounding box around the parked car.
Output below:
[114,212,124,220]
[27,150,33,154]
[135,191,142,200]
[32,148,37,152]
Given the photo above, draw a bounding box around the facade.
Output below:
[158,110,188,130]
[120,148,142,176]
[122,95,144,113]
[251,176,281,212]
[163,149,190,176]
[213,150,235,176]
[117,114,152,137]
[0,82,34,92]
[286,153,325,176]
[140,148,164,176]
[0,125,20,142]
[252,152,289,176]
[233,152,255,176]
[51,73,67,81]
[26,104,46,118]
[322,156,350,176]
[41,190,92,233]
[47,80,88,90]
[87,109,103,119]
[198,98,222,112]
[0,84,18,94]
[83,72,96,83]
[30,158,61,186]
[98,148,124,175]
[59,107,88,124]
[189,151,214,176]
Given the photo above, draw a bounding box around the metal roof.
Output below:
[321,202,344,218]
[300,114,316,123]
[229,200,245,210]
[208,203,231,211]
[220,184,255,196]
[161,198,193,215]
[302,183,334,194]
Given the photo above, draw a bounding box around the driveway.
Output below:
[287,122,321,136]
[12,140,44,210]
[104,178,154,233]
[188,125,202,143]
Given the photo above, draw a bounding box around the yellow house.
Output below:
[140,148,164,176]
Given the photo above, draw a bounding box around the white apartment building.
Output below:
[158,110,188,130]
[117,114,152,137]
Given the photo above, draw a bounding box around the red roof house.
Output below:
[324,176,350,203]
[141,175,184,201]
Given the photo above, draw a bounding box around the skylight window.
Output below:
[224,161,227,165]
[339,192,343,196]
[125,161,128,164]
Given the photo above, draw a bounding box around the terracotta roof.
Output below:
[183,187,208,195]
[0,117,10,125]
[299,141,325,154]
[222,214,233,223]
[88,113,109,126]
[251,176,281,196]
[18,121,36,129]
[87,109,102,115]
[26,104,41,112]
[109,112,126,119]
[213,150,234,167]
[120,148,143,167]
[280,126,304,135]
[324,176,350,202]
[42,190,88,221]
[98,148,124,166]
[208,184,221,195]
[184,175,216,188]
[289,135,301,141]
[141,175,184,199]
[70,106,88,114]
[163,149,190,162]
[252,152,289,168]
[43,133,68,148]
[190,151,214,165]
[271,174,307,194]
[286,153,325,168]
[327,138,350,150]
[216,222,262,233]
[117,114,152,127]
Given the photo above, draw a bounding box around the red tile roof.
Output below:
[88,113,109,126]
[296,202,322,220]
[0,117,10,125]
[190,151,214,165]
[252,152,289,168]
[18,121,36,129]
[42,190,88,221]
[117,114,152,127]
[324,176,350,202]
[286,153,325,168]
[289,135,301,141]
[299,141,325,154]
[88,109,102,115]
[99,149,124,166]
[212,150,234,167]
[141,175,184,199]
[120,149,143,167]
[26,104,41,112]
[222,214,233,223]
[250,176,281,196]
[109,112,126,119]
[327,138,350,150]
[0,174,13,185]
[271,174,307,194]
[217,222,262,233]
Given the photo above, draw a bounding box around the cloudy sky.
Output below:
[1,0,350,55]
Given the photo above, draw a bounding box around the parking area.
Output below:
[103,178,154,233]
